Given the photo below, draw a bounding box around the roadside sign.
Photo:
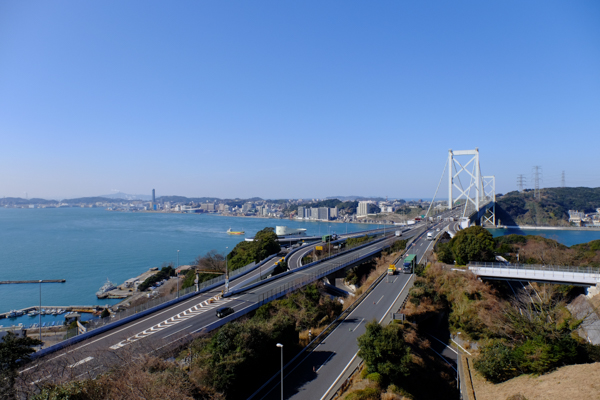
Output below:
[316,246,323,251]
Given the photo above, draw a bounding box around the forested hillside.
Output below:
[496,187,600,226]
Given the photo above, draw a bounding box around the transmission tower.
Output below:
[532,166,543,199]
[517,174,526,192]
[561,171,565,188]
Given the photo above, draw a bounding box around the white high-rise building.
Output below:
[357,201,369,216]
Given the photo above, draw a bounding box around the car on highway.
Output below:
[216,307,234,318]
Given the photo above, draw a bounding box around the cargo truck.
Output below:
[388,264,396,275]
[427,232,434,240]
[403,254,417,274]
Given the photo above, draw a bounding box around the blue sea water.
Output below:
[487,227,600,247]
[0,208,371,324]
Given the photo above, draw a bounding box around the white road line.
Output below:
[375,295,384,305]
[320,353,358,400]
[427,334,458,354]
[450,338,473,356]
[392,276,398,283]
[20,364,38,374]
[353,318,365,331]
[30,375,51,385]
[316,352,335,372]
[50,293,212,360]
[162,324,193,339]
[69,356,94,368]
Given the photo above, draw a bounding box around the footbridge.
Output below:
[468,262,600,294]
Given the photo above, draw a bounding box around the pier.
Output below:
[0,279,66,284]
[0,305,108,320]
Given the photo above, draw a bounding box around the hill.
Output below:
[496,187,600,226]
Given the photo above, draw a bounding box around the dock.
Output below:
[0,305,108,320]
[0,279,66,284]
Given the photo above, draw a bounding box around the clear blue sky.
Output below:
[1,1,599,200]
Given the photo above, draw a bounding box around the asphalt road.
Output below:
[21,226,420,385]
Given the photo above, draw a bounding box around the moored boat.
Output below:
[227,228,245,235]
[96,278,117,298]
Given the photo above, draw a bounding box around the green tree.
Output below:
[450,226,495,264]
[227,227,281,271]
[357,321,411,384]
[0,332,42,399]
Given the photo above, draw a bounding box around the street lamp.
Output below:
[276,343,284,400]
[177,250,180,298]
[39,280,42,346]
[224,247,229,293]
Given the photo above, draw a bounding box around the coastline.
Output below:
[495,225,600,231]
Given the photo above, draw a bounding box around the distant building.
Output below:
[201,203,215,212]
[297,206,306,219]
[152,189,155,204]
[318,207,330,221]
[358,201,369,216]
[330,207,338,218]
[310,207,319,220]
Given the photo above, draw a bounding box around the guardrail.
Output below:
[469,262,600,275]
[30,255,278,360]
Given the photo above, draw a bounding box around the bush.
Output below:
[345,387,381,400]
[365,372,383,386]
[227,227,280,271]
[474,340,520,383]
[138,265,175,292]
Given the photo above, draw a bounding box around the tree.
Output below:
[357,321,411,384]
[0,332,42,399]
[227,227,281,271]
[196,250,226,272]
[450,226,495,264]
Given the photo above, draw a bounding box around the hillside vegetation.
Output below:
[496,187,600,226]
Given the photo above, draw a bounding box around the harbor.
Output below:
[0,279,66,284]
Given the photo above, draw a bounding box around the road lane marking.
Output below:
[162,325,193,339]
[320,353,358,400]
[110,297,222,350]
[353,318,365,331]
[30,375,51,385]
[49,292,214,360]
[427,334,458,354]
[375,295,384,304]
[316,352,335,372]
[69,356,94,368]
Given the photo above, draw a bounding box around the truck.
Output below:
[427,232,434,240]
[395,230,402,237]
[388,264,396,275]
[322,234,331,243]
[402,254,417,274]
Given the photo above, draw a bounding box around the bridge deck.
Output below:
[469,262,600,286]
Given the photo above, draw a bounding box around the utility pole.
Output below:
[532,166,542,200]
[517,174,526,192]
[561,171,566,188]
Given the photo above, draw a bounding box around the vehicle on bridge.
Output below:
[427,232,434,240]
[388,264,396,275]
[395,230,402,237]
[216,307,234,318]
[403,254,417,274]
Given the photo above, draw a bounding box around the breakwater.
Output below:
[0,279,66,284]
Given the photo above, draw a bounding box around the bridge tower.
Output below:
[447,148,495,225]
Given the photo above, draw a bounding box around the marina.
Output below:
[0,279,66,284]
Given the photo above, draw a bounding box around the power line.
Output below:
[517,174,526,192]
[561,171,565,188]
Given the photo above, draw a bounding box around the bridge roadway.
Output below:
[254,219,457,400]
[21,226,421,386]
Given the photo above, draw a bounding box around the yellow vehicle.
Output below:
[388,264,396,275]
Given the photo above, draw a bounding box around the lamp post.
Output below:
[276,343,284,400]
[39,280,42,346]
[224,247,229,293]
[177,250,180,298]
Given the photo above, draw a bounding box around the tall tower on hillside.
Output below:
[517,175,526,192]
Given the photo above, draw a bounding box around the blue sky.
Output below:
[1,1,599,200]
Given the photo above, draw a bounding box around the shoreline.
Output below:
[494,225,600,232]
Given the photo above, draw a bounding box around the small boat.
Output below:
[15,310,24,317]
[227,228,245,235]
[96,278,117,298]
[7,310,17,318]
[28,311,38,317]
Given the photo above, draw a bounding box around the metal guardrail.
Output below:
[469,262,600,275]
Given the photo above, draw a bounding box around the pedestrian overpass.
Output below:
[468,262,600,296]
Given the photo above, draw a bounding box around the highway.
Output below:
[21,225,423,386]
[253,218,456,400]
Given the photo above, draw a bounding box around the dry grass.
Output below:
[471,361,600,400]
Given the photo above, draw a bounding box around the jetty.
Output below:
[0,305,108,320]
[0,279,66,284]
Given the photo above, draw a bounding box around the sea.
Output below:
[0,208,373,326]
[487,227,600,247]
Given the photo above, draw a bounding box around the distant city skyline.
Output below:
[1,1,598,199]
